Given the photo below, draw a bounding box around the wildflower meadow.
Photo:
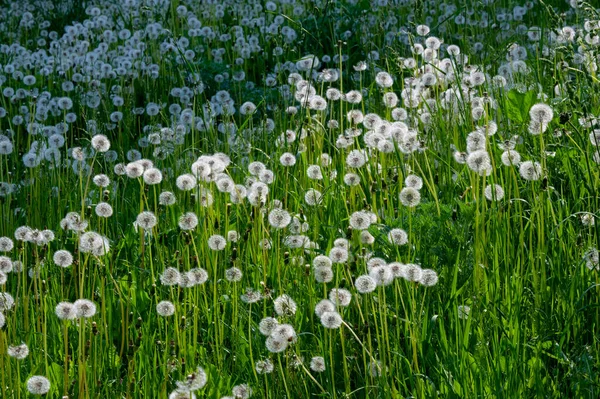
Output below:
[0,0,599,397]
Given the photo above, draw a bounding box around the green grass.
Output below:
[0,0,599,398]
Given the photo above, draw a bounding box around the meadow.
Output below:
[0,0,599,397]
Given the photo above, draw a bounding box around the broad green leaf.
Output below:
[505,89,537,123]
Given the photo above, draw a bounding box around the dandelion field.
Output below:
[1,0,600,397]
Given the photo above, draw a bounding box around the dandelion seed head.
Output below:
[271,323,297,344]
[0,237,14,252]
[248,161,266,176]
[528,120,549,135]
[26,376,50,395]
[258,169,275,184]
[187,268,208,286]
[360,230,375,244]
[478,121,498,137]
[95,202,113,217]
[369,265,394,286]
[404,263,423,282]
[354,61,368,71]
[466,150,492,176]
[484,184,505,201]
[304,189,323,206]
[453,151,468,164]
[584,248,599,270]
[519,160,543,181]
[136,211,157,230]
[419,269,439,286]
[268,209,292,229]
[388,228,408,245]
[0,256,13,273]
[346,149,367,168]
[239,101,257,115]
[274,294,297,316]
[196,188,214,207]
[281,234,307,249]
[347,110,364,125]
[125,162,144,178]
[178,212,198,230]
[178,273,193,288]
[216,176,235,193]
[313,266,334,283]
[231,383,253,399]
[333,238,349,249]
[240,288,262,304]
[404,174,423,190]
[159,191,176,206]
[225,267,243,282]
[176,174,197,191]
[55,302,77,320]
[62,212,88,235]
[143,168,163,185]
[310,356,326,372]
[375,71,394,88]
[0,140,13,156]
[345,90,363,104]
[383,92,398,107]
[71,147,85,161]
[343,173,361,186]
[288,217,309,234]
[207,235,226,251]
[328,247,348,263]
[589,130,600,146]
[416,24,430,36]
[580,213,595,227]
[74,299,97,318]
[53,250,73,267]
[169,391,197,399]
[255,359,274,374]
[355,275,377,293]
[320,311,343,329]
[279,152,296,166]
[529,103,554,124]
[312,255,332,269]
[160,267,181,286]
[114,163,127,175]
[329,288,352,306]
[76,231,99,253]
[501,150,521,166]
[191,161,211,180]
[399,187,421,207]
[8,343,29,360]
[458,305,471,319]
[175,366,207,392]
[314,299,336,317]
[259,238,272,250]
[349,211,372,230]
[369,360,384,377]
[259,317,279,336]
[265,335,288,353]
[287,353,305,369]
[12,260,22,273]
[306,164,323,180]
[466,131,486,153]
[367,260,387,275]
[157,300,175,316]
[91,135,110,152]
